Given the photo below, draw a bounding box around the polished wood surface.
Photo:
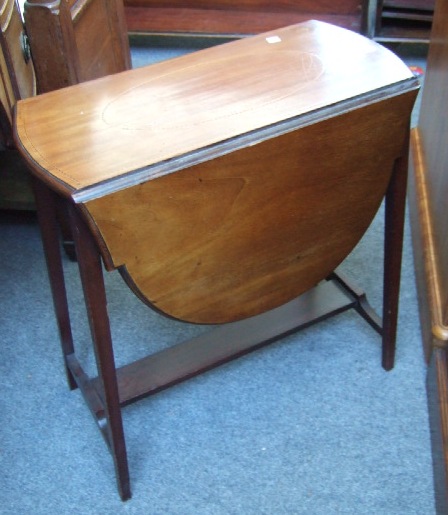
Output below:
[15,21,418,323]
[124,0,366,35]
[417,3,448,330]
[409,0,448,360]
[87,93,415,323]
[23,0,131,93]
[408,0,448,511]
[15,21,414,196]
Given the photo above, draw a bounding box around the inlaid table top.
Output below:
[14,21,419,324]
[15,20,415,203]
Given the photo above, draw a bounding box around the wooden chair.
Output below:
[24,0,131,94]
[21,0,131,256]
[0,0,36,210]
[0,0,131,212]
[408,0,448,511]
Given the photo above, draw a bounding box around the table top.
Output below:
[14,20,417,202]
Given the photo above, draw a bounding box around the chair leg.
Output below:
[68,204,131,501]
[32,178,76,390]
[382,129,410,371]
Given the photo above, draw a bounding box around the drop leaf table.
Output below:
[14,21,419,500]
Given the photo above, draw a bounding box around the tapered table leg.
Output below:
[382,129,410,371]
[68,205,131,501]
[32,178,76,390]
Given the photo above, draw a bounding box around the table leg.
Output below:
[32,178,76,390]
[382,129,410,371]
[68,205,131,501]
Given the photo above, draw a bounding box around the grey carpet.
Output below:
[0,38,435,514]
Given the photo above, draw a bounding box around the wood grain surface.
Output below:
[14,20,418,323]
[86,92,416,323]
[15,21,415,198]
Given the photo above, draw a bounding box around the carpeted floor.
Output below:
[0,37,435,514]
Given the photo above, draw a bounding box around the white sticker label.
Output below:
[266,36,281,44]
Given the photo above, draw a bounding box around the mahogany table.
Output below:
[14,21,418,500]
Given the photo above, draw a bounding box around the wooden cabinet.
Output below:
[124,0,368,35]
[375,0,434,42]
[408,0,448,511]
[124,0,435,41]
